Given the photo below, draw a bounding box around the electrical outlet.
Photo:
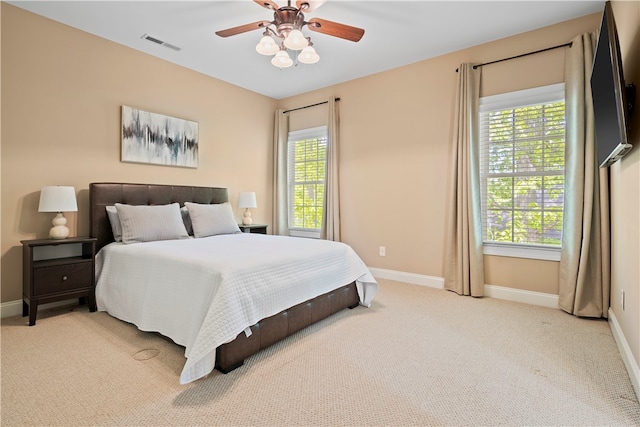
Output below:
[621,290,625,310]
[379,246,386,257]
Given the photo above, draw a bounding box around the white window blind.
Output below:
[479,83,565,250]
[287,126,327,237]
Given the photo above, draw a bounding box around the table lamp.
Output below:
[238,192,257,225]
[38,186,78,239]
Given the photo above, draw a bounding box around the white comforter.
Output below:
[95,233,377,384]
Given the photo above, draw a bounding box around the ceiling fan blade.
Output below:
[215,20,271,38]
[296,0,326,13]
[253,0,279,11]
[307,18,364,42]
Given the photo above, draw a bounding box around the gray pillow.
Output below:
[184,202,241,238]
[105,206,123,242]
[115,203,190,244]
[180,206,193,235]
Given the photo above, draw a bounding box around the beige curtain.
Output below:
[443,64,484,296]
[273,109,290,236]
[321,97,341,241]
[558,32,610,318]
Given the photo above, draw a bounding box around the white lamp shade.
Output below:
[283,29,308,50]
[298,46,320,64]
[271,50,293,68]
[38,186,78,212]
[238,192,257,209]
[256,35,279,55]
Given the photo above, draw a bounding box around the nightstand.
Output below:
[238,224,268,234]
[21,237,97,326]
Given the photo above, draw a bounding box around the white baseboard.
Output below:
[368,267,560,310]
[608,308,640,401]
[484,284,559,309]
[1,299,78,319]
[367,267,444,289]
[1,300,24,318]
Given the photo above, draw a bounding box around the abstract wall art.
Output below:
[121,105,199,168]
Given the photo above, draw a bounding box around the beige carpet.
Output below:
[1,279,639,426]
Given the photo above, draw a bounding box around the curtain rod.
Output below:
[282,98,340,114]
[455,41,573,72]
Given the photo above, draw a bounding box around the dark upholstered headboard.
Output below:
[90,182,229,252]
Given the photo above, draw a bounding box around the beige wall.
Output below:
[277,13,600,296]
[3,4,636,371]
[279,6,640,373]
[0,5,600,303]
[1,4,276,302]
[609,0,640,371]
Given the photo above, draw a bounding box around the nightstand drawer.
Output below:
[33,261,93,295]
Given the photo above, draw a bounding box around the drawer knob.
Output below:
[62,276,68,281]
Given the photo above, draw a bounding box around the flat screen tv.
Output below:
[591,1,636,168]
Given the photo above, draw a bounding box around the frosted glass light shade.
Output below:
[256,35,279,55]
[271,50,293,68]
[298,46,320,64]
[283,30,308,50]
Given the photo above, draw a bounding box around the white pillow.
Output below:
[184,202,241,238]
[105,206,122,242]
[107,205,192,241]
[115,203,190,244]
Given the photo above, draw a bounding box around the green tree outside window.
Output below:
[288,131,327,231]
[481,100,565,246]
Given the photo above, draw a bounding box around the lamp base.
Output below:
[49,213,70,239]
[242,209,253,225]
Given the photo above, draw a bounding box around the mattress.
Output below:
[95,233,377,383]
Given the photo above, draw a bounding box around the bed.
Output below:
[90,182,377,384]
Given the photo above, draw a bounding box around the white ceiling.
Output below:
[8,1,605,99]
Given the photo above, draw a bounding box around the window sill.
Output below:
[289,229,321,239]
[483,242,561,261]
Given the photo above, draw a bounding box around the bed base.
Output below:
[216,282,359,373]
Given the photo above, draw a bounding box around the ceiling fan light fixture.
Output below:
[283,29,308,50]
[216,0,364,69]
[271,49,294,68]
[298,45,319,64]
[256,35,279,55]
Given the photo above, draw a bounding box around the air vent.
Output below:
[141,34,181,52]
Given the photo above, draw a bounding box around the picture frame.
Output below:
[121,105,198,168]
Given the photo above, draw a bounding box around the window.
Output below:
[287,126,327,238]
[479,83,565,260]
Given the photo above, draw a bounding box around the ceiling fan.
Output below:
[215,0,365,68]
